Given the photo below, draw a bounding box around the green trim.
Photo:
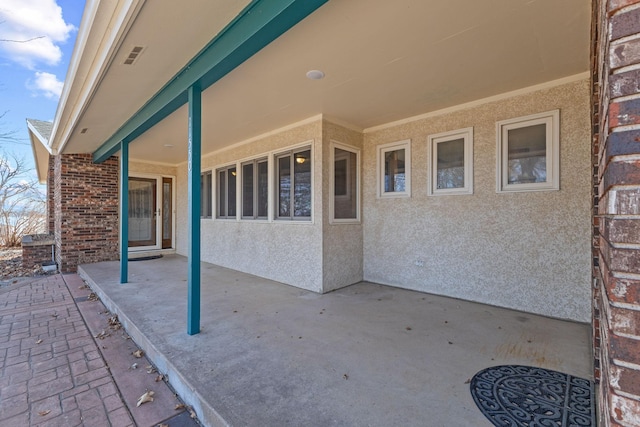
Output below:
[187,84,202,335]
[93,0,328,163]
[119,141,129,284]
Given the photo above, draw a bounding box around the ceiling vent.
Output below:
[123,46,145,65]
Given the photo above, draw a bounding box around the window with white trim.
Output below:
[377,140,411,198]
[428,127,473,196]
[200,171,212,218]
[241,158,268,219]
[276,147,312,220]
[496,109,559,192]
[331,142,360,222]
[216,165,237,219]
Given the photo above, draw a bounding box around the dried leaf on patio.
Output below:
[464,378,471,384]
[146,365,156,374]
[175,403,186,410]
[88,292,99,302]
[136,390,155,407]
[108,315,121,330]
[130,363,138,370]
[94,330,109,340]
[189,408,197,418]
[36,339,43,344]
[158,424,168,427]
[155,375,164,382]
[343,374,349,380]
[133,349,144,358]
[38,410,51,416]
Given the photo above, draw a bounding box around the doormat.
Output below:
[129,255,163,262]
[470,365,595,426]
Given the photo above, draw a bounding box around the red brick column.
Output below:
[53,154,119,273]
[47,155,55,233]
[592,1,640,425]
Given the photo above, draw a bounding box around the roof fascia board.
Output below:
[26,120,52,183]
[93,0,329,163]
[51,0,146,154]
[26,120,53,155]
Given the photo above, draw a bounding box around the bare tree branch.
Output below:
[0,111,28,146]
[0,152,46,246]
[0,35,45,43]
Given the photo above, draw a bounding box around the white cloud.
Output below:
[27,71,63,98]
[0,0,76,69]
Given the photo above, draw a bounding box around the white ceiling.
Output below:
[62,0,591,165]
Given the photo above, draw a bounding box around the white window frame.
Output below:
[200,170,213,219]
[330,141,360,224]
[496,109,560,193]
[215,163,238,220]
[427,127,473,196]
[274,144,313,221]
[240,157,269,220]
[377,139,411,198]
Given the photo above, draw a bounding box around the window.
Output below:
[200,171,212,218]
[242,158,268,219]
[428,127,473,196]
[331,142,360,223]
[496,110,559,192]
[216,165,237,219]
[276,147,312,220]
[377,140,411,197]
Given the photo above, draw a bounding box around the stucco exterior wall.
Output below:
[362,79,592,322]
[130,161,177,177]
[176,121,325,292]
[322,120,364,292]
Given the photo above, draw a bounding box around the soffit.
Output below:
[62,0,251,153]
[64,0,590,164]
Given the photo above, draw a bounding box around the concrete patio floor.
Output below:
[79,254,593,427]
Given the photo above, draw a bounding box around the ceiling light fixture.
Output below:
[306,69,325,80]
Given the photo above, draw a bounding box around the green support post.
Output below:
[120,140,129,284]
[187,83,202,335]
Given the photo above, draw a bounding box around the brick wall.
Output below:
[592,0,640,425]
[21,235,55,269]
[47,155,55,233]
[53,154,119,273]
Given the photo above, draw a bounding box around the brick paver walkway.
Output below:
[0,274,134,426]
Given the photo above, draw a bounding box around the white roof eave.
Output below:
[48,0,146,155]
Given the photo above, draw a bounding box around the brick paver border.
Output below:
[0,275,134,426]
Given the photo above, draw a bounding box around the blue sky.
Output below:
[0,0,84,173]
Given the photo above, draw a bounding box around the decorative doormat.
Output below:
[129,255,163,262]
[470,365,595,426]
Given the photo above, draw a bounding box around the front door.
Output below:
[128,177,157,248]
[161,177,172,249]
[128,176,174,251]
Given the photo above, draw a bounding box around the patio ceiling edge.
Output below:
[92,0,329,163]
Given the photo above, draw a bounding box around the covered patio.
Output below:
[78,255,592,426]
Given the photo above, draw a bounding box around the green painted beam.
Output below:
[119,140,129,284]
[93,0,328,163]
[187,84,202,336]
